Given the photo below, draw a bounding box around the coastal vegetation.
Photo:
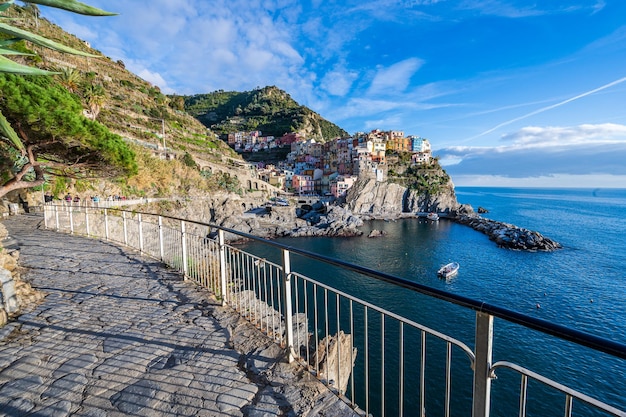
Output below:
[0,2,245,200]
[0,0,126,198]
[0,72,137,186]
[386,151,451,195]
[181,86,348,141]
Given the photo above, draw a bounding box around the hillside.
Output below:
[1,5,252,199]
[181,86,349,141]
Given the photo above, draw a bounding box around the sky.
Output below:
[41,0,626,188]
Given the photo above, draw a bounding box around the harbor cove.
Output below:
[239,187,626,416]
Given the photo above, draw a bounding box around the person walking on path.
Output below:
[0,214,357,417]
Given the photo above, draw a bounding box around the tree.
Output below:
[56,66,81,93]
[82,81,105,120]
[0,73,136,194]
[0,0,121,198]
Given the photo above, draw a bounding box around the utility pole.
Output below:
[160,118,165,150]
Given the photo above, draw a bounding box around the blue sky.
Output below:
[42,0,626,187]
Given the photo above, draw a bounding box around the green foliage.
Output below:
[51,175,70,196]
[0,73,137,175]
[181,151,197,169]
[179,86,348,141]
[388,158,451,195]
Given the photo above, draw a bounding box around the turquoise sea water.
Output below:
[242,187,626,416]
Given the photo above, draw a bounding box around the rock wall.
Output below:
[0,223,45,327]
[345,177,461,219]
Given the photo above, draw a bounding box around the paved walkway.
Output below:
[0,215,357,417]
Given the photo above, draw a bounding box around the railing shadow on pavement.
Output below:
[41,205,626,417]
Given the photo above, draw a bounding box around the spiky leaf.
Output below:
[0,55,56,74]
[0,38,20,47]
[0,2,14,13]
[0,47,33,55]
[0,110,25,152]
[0,22,100,57]
[21,0,116,16]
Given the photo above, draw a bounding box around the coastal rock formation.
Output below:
[311,331,357,394]
[345,178,461,219]
[454,215,562,251]
[367,229,387,238]
[146,194,363,241]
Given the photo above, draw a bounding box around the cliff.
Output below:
[345,177,463,219]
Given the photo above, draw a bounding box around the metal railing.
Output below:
[42,205,626,417]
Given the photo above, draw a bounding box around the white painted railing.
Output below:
[42,205,626,417]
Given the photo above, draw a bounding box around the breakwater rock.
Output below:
[454,215,562,251]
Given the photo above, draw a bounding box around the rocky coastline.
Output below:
[143,177,561,252]
[453,214,562,251]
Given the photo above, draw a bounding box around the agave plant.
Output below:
[0,0,115,153]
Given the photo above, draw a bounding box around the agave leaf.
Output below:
[0,22,100,57]
[22,0,116,16]
[0,38,20,47]
[0,2,14,13]
[0,55,56,75]
[0,47,33,55]
[0,110,26,152]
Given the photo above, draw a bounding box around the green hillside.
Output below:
[180,86,349,141]
[1,4,245,199]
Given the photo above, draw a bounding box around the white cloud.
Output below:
[438,123,626,178]
[321,68,359,96]
[368,58,424,96]
[136,68,172,93]
[501,123,626,146]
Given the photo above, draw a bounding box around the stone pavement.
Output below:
[0,214,358,417]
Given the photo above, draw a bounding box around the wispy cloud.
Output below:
[468,76,626,141]
[455,0,604,18]
[368,58,424,95]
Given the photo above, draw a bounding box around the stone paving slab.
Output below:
[0,215,360,417]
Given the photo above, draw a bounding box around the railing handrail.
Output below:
[71,205,626,361]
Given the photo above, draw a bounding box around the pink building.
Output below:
[330,175,358,198]
[292,174,314,195]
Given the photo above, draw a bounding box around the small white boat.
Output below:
[427,212,439,221]
[438,262,459,278]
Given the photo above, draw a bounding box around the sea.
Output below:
[241,187,626,416]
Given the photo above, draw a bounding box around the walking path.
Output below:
[0,214,357,417]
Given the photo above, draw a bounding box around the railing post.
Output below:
[158,216,164,262]
[54,205,59,231]
[181,220,188,279]
[218,229,228,306]
[69,205,74,234]
[85,208,90,237]
[138,213,144,254]
[123,211,128,246]
[44,205,48,229]
[282,248,295,363]
[473,312,494,417]
[104,209,109,241]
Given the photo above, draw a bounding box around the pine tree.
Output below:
[0,0,121,197]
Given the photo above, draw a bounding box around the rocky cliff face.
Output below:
[345,178,461,219]
[144,192,363,241]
